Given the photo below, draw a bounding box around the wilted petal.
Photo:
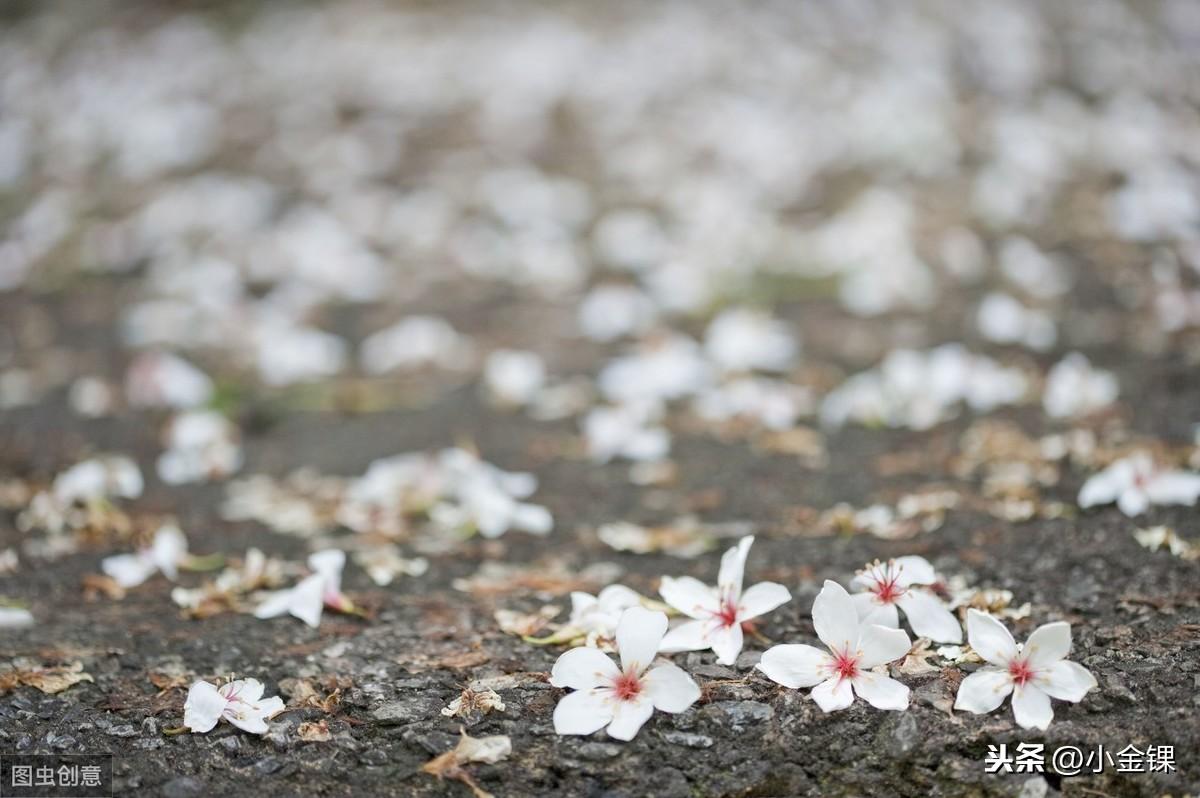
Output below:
[101,553,156,589]
[553,688,614,736]
[550,646,620,690]
[717,536,754,596]
[658,619,713,653]
[642,663,700,713]
[810,676,854,713]
[606,694,655,741]
[616,607,667,673]
[708,622,744,666]
[812,580,859,653]
[658,576,718,620]
[1023,621,1070,668]
[966,609,1017,666]
[183,681,226,733]
[737,582,791,622]
[892,555,937,587]
[954,667,1013,714]
[1011,683,1053,730]
[896,589,962,644]
[857,623,911,669]
[852,671,909,710]
[757,644,830,689]
[1038,660,1096,703]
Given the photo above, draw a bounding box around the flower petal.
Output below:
[718,535,754,597]
[1077,464,1127,508]
[606,694,655,741]
[150,524,188,581]
[737,582,791,622]
[550,646,621,690]
[810,677,854,713]
[851,671,909,711]
[708,622,744,666]
[658,576,718,620]
[812,580,859,653]
[642,663,700,713]
[1037,660,1096,703]
[658,619,714,653]
[861,600,899,629]
[287,574,327,628]
[183,681,226,733]
[856,623,911,669]
[553,688,615,736]
[1011,683,1053,730]
[892,555,937,587]
[513,502,554,535]
[1116,488,1150,517]
[896,589,962,644]
[616,606,668,673]
[1023,621,1070,668]
[851,590,881,620]
[966,609,1017,666]
[1145,472,1200,506]
[953,667,1013,714]
[101,554,156,589]
[225,704,272,735]
[223,678,265,704]
[757,644,831,688]
[307,549,345,594]
[253,588,295,620]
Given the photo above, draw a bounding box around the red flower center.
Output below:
[612,670,643,701]
[874,574,904,604]
[714,597,739,628]
[1008,658,1035,686]
[832,649,860,680]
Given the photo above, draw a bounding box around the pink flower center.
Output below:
[612,670,643,701]
[1008,658,1035,686]
[873,573,904,604]
[831,649,860,680]
[713,597,739,628]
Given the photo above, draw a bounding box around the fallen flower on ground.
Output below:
[1078,452,1200,516]
[954,609,1096,730]
[101,523,189,588]
[254,549,357,628]
[658,535,791,664]
[183,677,284,734]
[850,556,962,643]
[551,606,700,740]
[422,728,512,798]
[757,580,912,712]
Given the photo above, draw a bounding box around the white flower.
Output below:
[704,309,797,374]
[484,349,546,406]
[954,610,1096,730]
[252,322,347,387]
[1078,452,1200,516]
[156,410,243,485]
[976,293,1056,351]
[53,456,143,505]
[692,377,813,430]
[757,580,912,713]
[850,557,961,644]
[254,549,353,628]
[1042,353,1118,419]
[583,403,670,463]
[551,606,700,741]
[568,585,645,640]
[125,351,213,409]
[183,678,285,735]
[101,523,189,589]
[658,536,791,665]
[431,475,553,539]
[359,315,473,375]
[597,335,711,405]
[577,284,657,341]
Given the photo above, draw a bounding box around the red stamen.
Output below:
[831,650,859,680]
[1008,658,1035,686]
[714,598,739,628]
[612,670,642,701]
[874,572,903,604]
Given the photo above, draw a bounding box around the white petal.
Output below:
[812,580,859,653]
[1023,621,1070,668]
[1117,488,1150,517]
[550,646,621,690]
[856,623,911,669]
[1077,467,1125,508]
[1145,472,1200,506]
[596,585,643,612]
[1011,683,1053,730]
[512,502,554,535]
[861,601,900,629]
[253,588,296,620]
[101,554,156,589]
[737,582,791,622]
[616,607,668,673]
[810,677,854,713]
[658,619,714,653]
[0,607,33,628]
[150,525,188,580]
[226,705,272,735]
[553,688,615,736]
[307,549,345,594]
[183,681,226,733]
[1037,660,1096,703]
[709,622,744,666]
[892,555,937,587]
[658,576,718,620]
[642,663,700,713]
[896,590,962,644]
[717,535,754,597]
[966,609,1017,666]
[851,671,909,711]
[223,678,266,704]
[606,694,655,741]
[287,574,327,628]
[953,667,1013,714]
[851,591,882,620]
[757,644,831,689]
[256,695,285,720]
[569,591,598,618]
